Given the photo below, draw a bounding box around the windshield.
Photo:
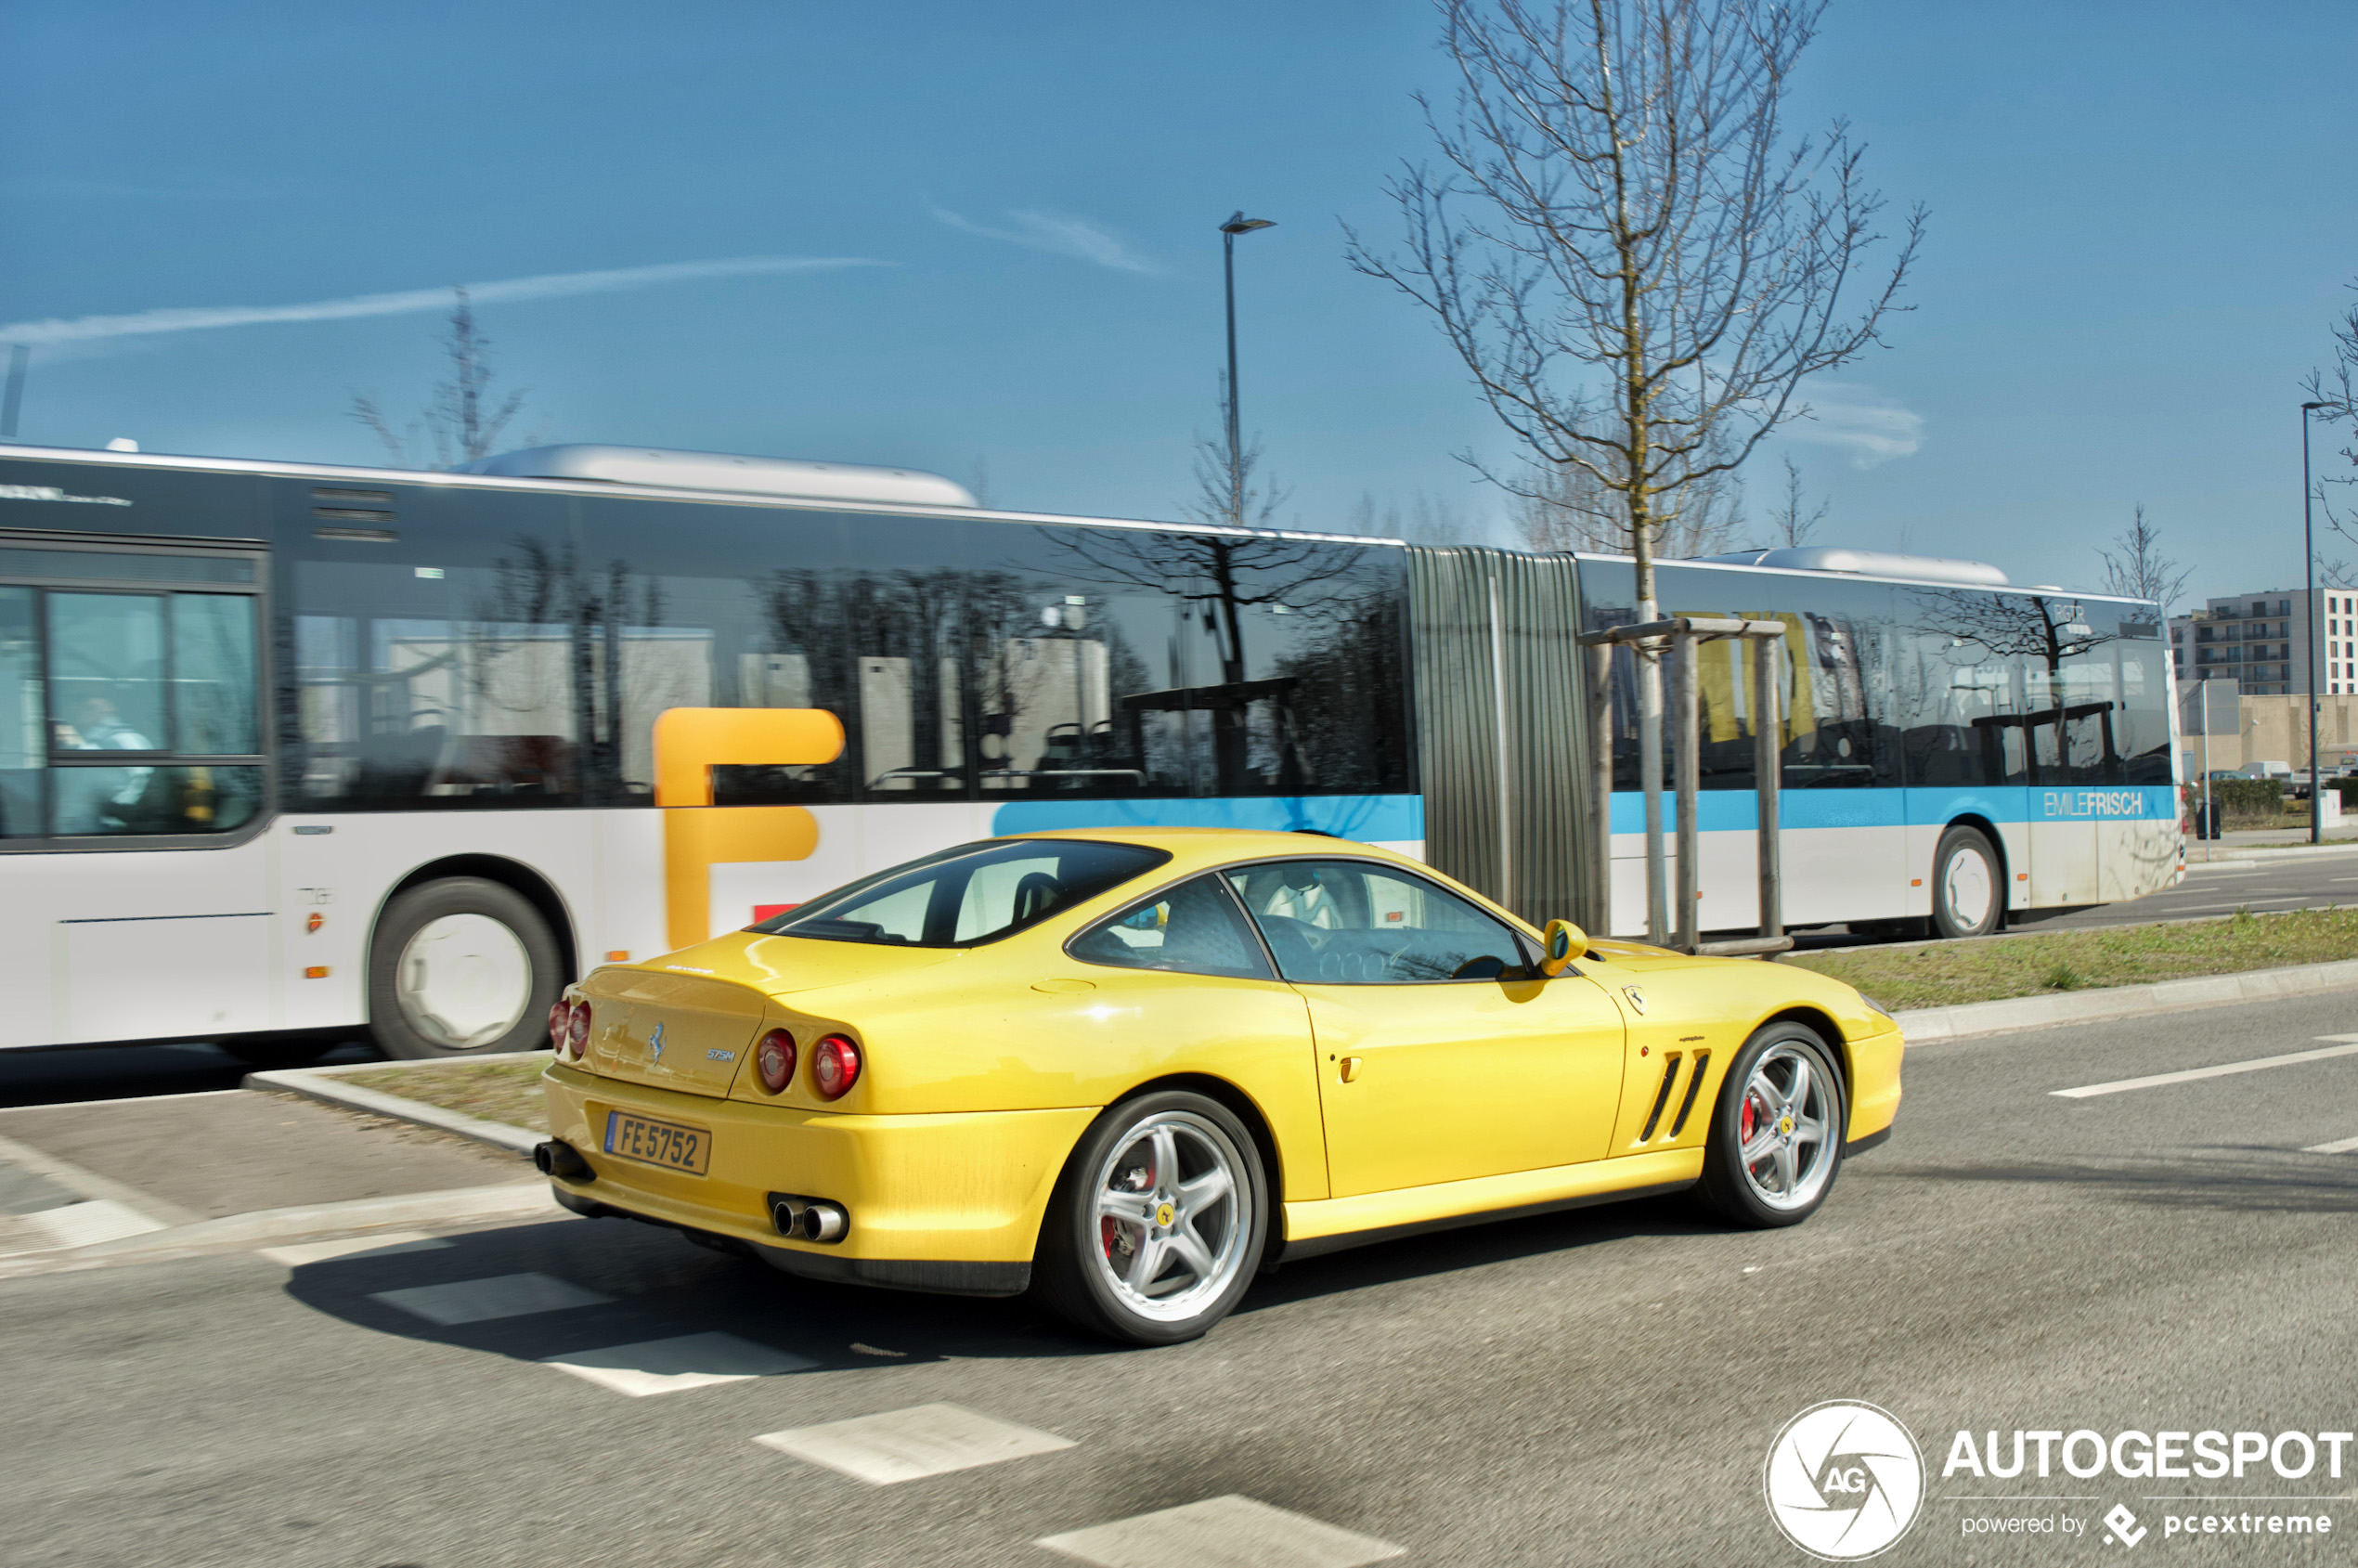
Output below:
[753,838,1172,948]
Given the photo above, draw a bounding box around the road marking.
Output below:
[2305,1134,2358,1154]
[541,1331,813,1396]
[19,1199,167,1250]
[259,1231,452,1266]
[756,1403,1074,1484]
[1040,1496,1406,1568]
[371,1271,613,1325]
[2053,1037,2358,1098]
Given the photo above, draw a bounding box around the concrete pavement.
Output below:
[6,991,2358,1565]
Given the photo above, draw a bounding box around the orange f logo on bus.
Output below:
[652,706,846,952]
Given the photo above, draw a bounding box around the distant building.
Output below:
[2170,587,2358,697]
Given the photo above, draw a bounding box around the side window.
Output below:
[0,547,265,841]
[1223,859,1530,984]
[1067,875,1274,981]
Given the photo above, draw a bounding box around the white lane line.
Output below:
[259,1231,452,1266]
[371,1271,612,1325]
[542,1331,813,1396]
[1040,1496,1406,1568]
[2305,1134,2358,1154]
[22,1199,168,1250]
[2053,1036,2358,1099]
[756,1403,1073,1484]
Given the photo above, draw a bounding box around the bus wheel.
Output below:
[1929,826,2002,940]
[369,877,563,1059]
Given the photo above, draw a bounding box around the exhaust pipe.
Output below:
[534,1141,591,1180]
[799,1201,849,1243]
[767,1193,848,1244]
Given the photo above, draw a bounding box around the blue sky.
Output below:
[2,1,2353,602]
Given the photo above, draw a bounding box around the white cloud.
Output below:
[0,255,888,351]
[932,206,1160,274]
[1781,382,1924,467]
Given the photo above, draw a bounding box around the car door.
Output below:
[1224,858,1626,1199]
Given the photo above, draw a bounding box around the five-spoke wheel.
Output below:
[1036,1091,1267,1344]
[1699,1023,1846,1227]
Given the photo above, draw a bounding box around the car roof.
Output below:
[1002,825,1487,900]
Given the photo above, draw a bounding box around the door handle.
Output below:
[1339,1056,1363,1083]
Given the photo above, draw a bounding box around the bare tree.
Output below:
[1349,487,1485,543]
[1345,0,1920,618]
[1512,435,1749,554]
[351,287,532,470]
[1344,0,1920,938]
[2308,279,2358,548]
[2096,504,2191,616]
[1767,453,1827,548]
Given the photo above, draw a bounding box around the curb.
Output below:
[1893,957,2358,1043]
[0,1181,558,1279]
[244,1054,550,1157]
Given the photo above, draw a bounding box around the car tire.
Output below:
[1032,1090,1269,1346]
[1929,824,2003,940]
[1696,1022,1846,1228]
[368,877,564,1060]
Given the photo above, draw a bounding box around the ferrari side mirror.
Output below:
[1539,918,1586,978]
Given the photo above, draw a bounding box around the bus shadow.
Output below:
[1877,1147,2358,1214]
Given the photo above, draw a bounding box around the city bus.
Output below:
[0,440,2180,1060]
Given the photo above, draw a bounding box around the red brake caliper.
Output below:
[1740,1095,1756,1145]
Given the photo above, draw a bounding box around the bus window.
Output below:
[0,589,41,836]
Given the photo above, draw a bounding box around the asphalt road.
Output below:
[2009,848,2358,934]
[6,991,2358,1566]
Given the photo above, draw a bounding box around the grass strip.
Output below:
[339,1058,551,1134]
[1779,906,2358,1010]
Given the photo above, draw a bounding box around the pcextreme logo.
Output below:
[1765,1401,1926,1560]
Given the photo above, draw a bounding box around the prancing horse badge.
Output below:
[1623,985,1647,1015]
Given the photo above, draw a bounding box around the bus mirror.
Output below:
[1539,918,1585,977]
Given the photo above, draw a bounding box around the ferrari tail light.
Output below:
[565,1000,591,1056]
[810,1034,861,1099]
[547,1000,571,1053]
[755,1029,797,1094]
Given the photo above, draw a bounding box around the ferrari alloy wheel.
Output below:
[1698,1023,1846,1228]
[1035,1091,1268,1345]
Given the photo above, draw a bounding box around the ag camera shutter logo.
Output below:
[1765,1401,1925,1560]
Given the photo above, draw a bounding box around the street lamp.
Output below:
[2304,399,2328,844]
[1219,213,1276,523]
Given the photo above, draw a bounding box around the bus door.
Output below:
[0,531,274,1046]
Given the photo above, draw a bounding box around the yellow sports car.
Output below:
[536,828,1902,1343]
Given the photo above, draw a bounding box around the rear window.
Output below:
[752,838,1171,949]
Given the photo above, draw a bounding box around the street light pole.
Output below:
[2305,399,2327,844]
[1218,213,1275,525]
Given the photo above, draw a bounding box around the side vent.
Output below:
[1638,1052,1683,1142]
[312,486,397,542]
[1668,1050,1711,1138]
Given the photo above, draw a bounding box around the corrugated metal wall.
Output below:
[1406,547,1593,927]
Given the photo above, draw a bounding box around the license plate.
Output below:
[602,1110,711,1175]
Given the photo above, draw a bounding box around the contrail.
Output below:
[0,255,887,347]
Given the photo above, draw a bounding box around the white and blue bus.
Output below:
[0,441,2179,1061]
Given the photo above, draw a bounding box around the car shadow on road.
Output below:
[1240,1191,1727,1315]
[279,1212,1108,1376]
[1874,1147,2358,1213]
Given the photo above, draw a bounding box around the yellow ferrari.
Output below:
[537,828,1902,1343]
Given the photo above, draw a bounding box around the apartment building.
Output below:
[2169,587,2358,696]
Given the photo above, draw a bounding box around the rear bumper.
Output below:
[539,1062,1092,1287]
